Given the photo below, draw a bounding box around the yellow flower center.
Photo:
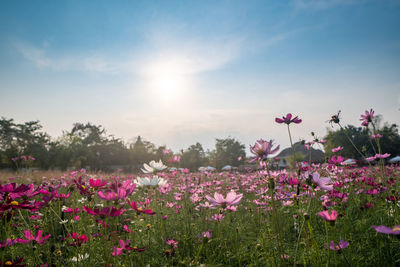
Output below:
[137,208,143,211]
[57,250,62,255]
[393,227,400,232]
[146,224,151,228]
[10,200,19,206]
[5,261,12,265]
[81,185,86,190]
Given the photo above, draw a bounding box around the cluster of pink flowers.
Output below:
[11,155,35,162]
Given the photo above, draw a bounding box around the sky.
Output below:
[0,0,400,154]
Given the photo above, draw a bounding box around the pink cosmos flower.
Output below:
[372,225,400,235]
[371,134,382,139]
[226,205,237,211]
[162,148,172,155]
[360,109,374,126]
[318,210,338,222]
[366,156,376,162]
[326,240,349,250]
[67,233,89,246]
[112,239,132,256]
[16,230,51,245]
[62,207,80,214]
[169,155,181,163]
[98,180,136,201]
[275,113,302,124]
[198,230,212,241]
[0,238,18,248]
[199,202,214,208]
[123,225,134,233]
[73,176,92,196]
[205,191,243,207]
[375,153,390,159]
[332,146,343,153]
[211,214,224,221]
[305,141,314,150]
[249,139,280,163]
[165,239,178,249]
[328,155,345,164]
[312,172,333,191]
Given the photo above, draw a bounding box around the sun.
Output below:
[145,59,188,103]
[155,68,182,100]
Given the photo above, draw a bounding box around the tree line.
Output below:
[1,116,399,172]
[0,118,246,172]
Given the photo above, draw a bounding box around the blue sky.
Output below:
[1,0,399,153]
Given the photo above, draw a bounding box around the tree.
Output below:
[0,117,49,169]
[324,122,400,160]
[181,142,206,171]
[213,137,246,170]
[129,136,157,169]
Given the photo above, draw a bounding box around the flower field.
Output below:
[1,111,400,266]
[1,161,400,266]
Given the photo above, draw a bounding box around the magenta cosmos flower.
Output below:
[16,230,51,245]
[205,191,243,208]
[88,178,107,189]
[249,139,280,163]
[127,200,155,215]
[83,206,124,217]
[112,239,132,256]
[360,109,374,126]
[372,225,400,235]
[275,113,302,124]
[318,210,338,221]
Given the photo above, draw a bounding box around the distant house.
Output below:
[275,142,325,169]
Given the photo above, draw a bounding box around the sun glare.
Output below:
[146,59,188,103]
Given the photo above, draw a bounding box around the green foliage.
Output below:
[0,117,49,169]
[0,118,251,172]
[180,142,207,171]
[324,123,400,159]
[211,137,246,170]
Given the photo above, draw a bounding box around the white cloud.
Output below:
[15,42,114,73]
[14,28,293,77]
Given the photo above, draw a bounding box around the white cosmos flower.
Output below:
[134,176,168,187]
[141,160,167,173]
[71,253,89,262]
[77,197,87,203]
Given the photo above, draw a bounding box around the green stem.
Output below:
[325,222,330,266]
[338,123,371,166]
